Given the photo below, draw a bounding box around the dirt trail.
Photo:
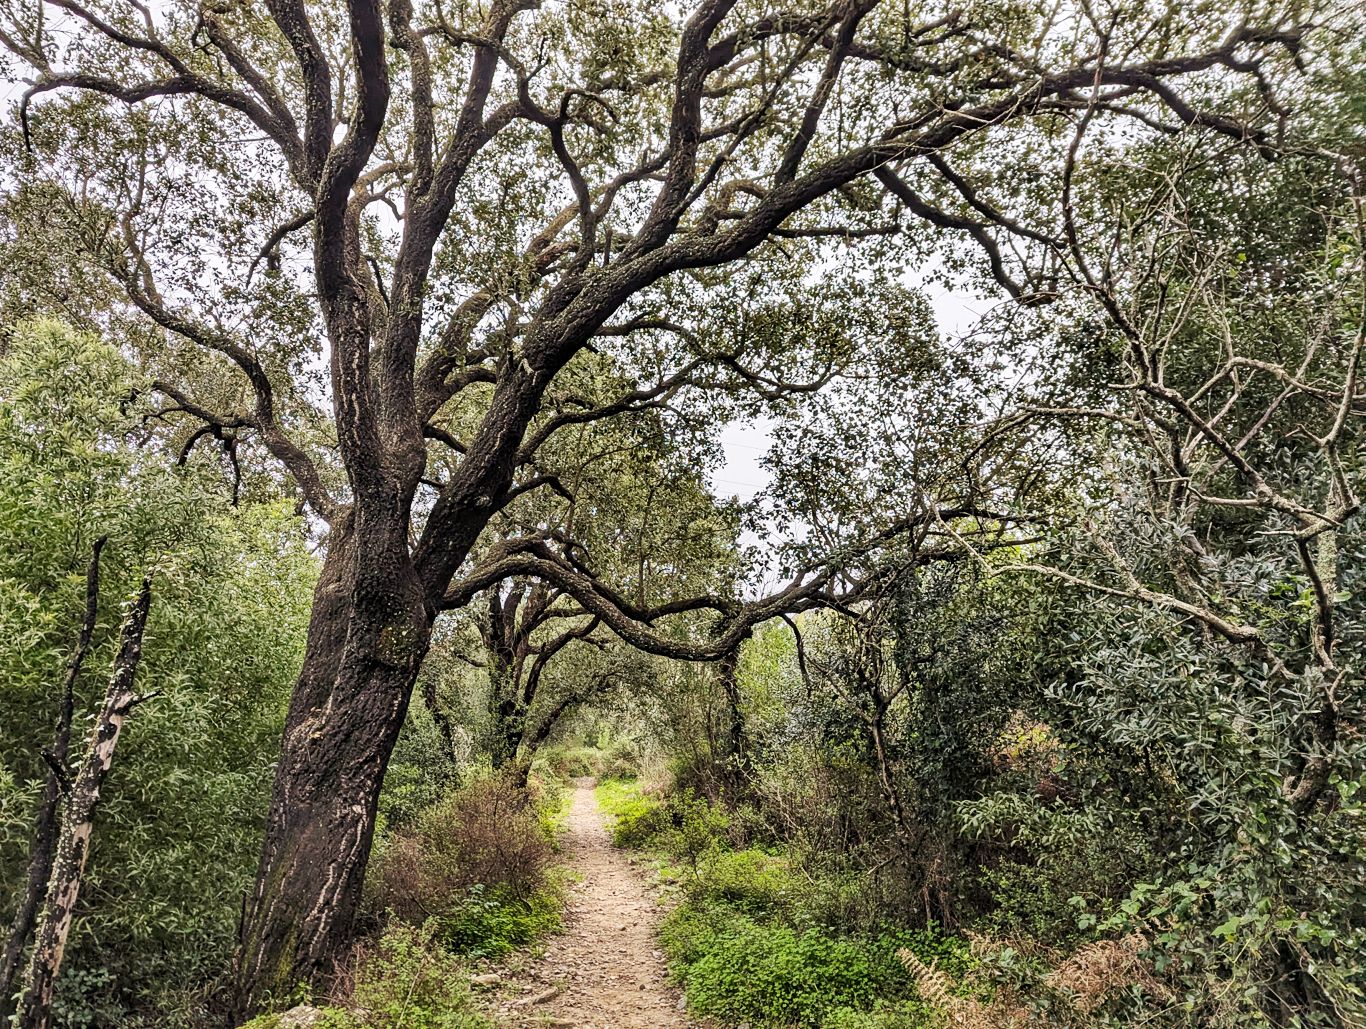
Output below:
[480,778,704,1028]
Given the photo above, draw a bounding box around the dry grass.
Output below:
[896,948,1031,1028]
[1043,933,1171,1013]
[900,932,1172,1027]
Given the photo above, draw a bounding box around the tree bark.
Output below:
[715,635,751,789]
[489,693,527,771]
[512,690,588,786]
[0,539,105,1021]
[230,520,435,1018]
[15,573,151,1029]
[481,582,532,772]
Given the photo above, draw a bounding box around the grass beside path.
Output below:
[593,777,978,1029]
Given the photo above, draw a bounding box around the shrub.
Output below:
[369,776,563,957]
[435,880,564,958]
[682,848,798,918]
[343,923,490,1028]
[958,792,1146,950]
[977,857,1111,949]
[373,776,552,914]
[0,323,318,1025]
[596,778,671,848]
[658,820,976,1029]
[660,789,731,875]
[668,912,939,1027]
[661,890,972,1027]
[238,924,489,1029]
[538,744,603,779]
[597,779,735,859]
[529,772,571,845]
[599,737,644,780]
[818,1002,940,1029]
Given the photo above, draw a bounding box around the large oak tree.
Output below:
[0,0,1310,1012]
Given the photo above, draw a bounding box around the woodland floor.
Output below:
[477,778,709,1029]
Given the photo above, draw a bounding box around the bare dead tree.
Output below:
[13,574,153,1029]
[0,537,105,1022]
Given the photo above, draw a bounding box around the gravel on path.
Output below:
[480,778,707,1029]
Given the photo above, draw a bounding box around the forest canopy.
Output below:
[0,0,1364,1026]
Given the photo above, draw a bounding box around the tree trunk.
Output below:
[489,692,527,771]
[15,573,151,1029]
[482,588,530,773]
[715,637,751,791]
[0,538,104,1022]
[230,522,434,1019]
[510,691,585,788]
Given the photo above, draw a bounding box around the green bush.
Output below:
[666,909,949,1027]
[536,739,641,781]
[530,773,571,845]
[597,779,736,860]
[434,879,564,958]
[345,924,488,1028]
[681,848,798,918]
[596,778,671,848]
[818,1002,941,1029]
[660,790,731,874]
[647,784,976,1028]
[977,857,1107,948]
[538,744,603,779]
[598,738,644,780]
[659,854,973,1029]
[369,776,564,958]
[0,321,317,1025]
[238,924,489,1029]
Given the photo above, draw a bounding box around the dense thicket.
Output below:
[1,0,1329,1007]
[583,40,1366,1028]
[0,322,316,1024]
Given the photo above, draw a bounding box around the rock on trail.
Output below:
[478,778,706,1028]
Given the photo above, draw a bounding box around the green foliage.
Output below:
[238,924,490,1029]
[675,917,904,1026]
[817,1002,943,1029]
[50,968,125,1029]
[369,776,565,960]
[0,321,316,1024]
[958,793,1147,948]
[379,705,464,834]
[537,738,646,782]
[539,744,604,779]
[434,880,564,959]
[1001,517,1366,1023]
[609,775,975,1028]
[2,11,1364,1029]
[595,778,671,848]
[660,790,732,875]
[344,924,490,1029]
[596,778,735,861]
[663,905,964,1028]
[681,849,799,919]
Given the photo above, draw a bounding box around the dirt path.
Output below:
[480,779,703,1028]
